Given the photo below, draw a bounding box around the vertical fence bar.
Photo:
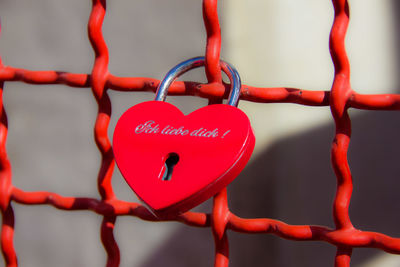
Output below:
[212,189,230,267]
[330,0,353,231]
[0,20,16,266]
[88,0,119,266]
[101,216,120,267]
[329,0,354,266]
[335,247,353,267]
[0,81,16,267]
[203,0,222,85]
[0,206,16,267]
[202,0,231,265]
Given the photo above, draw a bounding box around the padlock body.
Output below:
[113,101,255,215]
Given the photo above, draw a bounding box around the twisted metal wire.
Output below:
[0,0,400,266]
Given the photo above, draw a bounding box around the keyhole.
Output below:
[161,153,180,181]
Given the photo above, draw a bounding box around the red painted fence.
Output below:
[1,0,400,266]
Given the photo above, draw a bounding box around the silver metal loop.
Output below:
[155,57,241,107]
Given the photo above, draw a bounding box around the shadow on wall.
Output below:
[139,109,400,267]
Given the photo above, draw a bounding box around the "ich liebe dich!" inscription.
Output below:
[134,120,231,139]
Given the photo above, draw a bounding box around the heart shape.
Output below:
[113,101,255,215]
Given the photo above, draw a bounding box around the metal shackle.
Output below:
[155,57,241,107]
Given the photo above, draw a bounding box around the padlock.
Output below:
[113,57,255,216]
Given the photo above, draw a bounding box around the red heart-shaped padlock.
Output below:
[113,101,255,215]
[113,57,255,215]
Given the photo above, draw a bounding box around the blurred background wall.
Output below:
[0,0,399,266]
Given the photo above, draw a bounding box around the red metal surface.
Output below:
[113,101,255,215]
[0,0,399,266]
